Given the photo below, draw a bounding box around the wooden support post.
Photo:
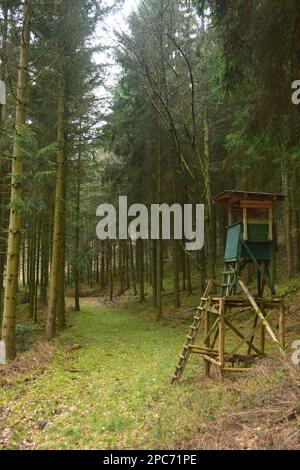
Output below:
[219,298,225,377]
[268,208,273,240]
[247,312,258,355]
[279,301,285,349]
[243,208,248,240]
[241,241,274,293]
[260,302,266,355]
[204,302,211,377]
[229,205,233,225]
[257,266,261,297]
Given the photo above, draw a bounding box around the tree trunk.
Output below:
[0,3,9,319]
[172,150,180,308]
[1,0,31,361]
[107,241,113,301]
[119,241,124,294]
[28,216,37,318]
[282,171,294,278]
[125,242,130,289]
[56,194,66,330]
[138,239,145,302]
[295,210,300,272]
[34,219,41,323]
[203,117,215,280]
[186,252,193,295]
[129,239,137,296]
[155,108,162,319]
[74,133,81,311]
[39,214,50,305]
[100,241,105,289]
[46,69,66,339]
[151,240,157,306]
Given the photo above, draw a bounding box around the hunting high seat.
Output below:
[172,190,286,383]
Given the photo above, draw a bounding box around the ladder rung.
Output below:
[171,279,213,384]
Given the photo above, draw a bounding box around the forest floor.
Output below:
[1,283,300,450]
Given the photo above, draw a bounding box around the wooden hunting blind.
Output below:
[214,190,285,297]
[172,190,286,383]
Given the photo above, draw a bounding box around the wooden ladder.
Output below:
[171,280,213,383]
[221,262,239,297]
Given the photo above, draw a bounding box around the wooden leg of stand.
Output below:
[247,313,258,355]
[219,298,225,378]
[204,309,211,377]
[279,301,285,350]
[260,303,266,355]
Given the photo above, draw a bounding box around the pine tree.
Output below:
[1,0,31,361]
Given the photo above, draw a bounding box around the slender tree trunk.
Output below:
[1,0,31,361]
[107,241,113,301]
[22,235,26,288]
[172,148,180,308]
[186,252,193,295]
[29,216,37,318]
[0,3,9,318]
[56,184,66,330]
[34,218,41,323]
[198,248,206,292]
[181,246,186,291]
[282,171,294,278]
[219,205,226,257]
[119,241,124,294]
[145,241,149,283]
[95,249,100,283]
[156,109,162,319]
[46,68,66,339]
[294,169,300,272]
[125,242,130,289]
[74,133,81,311]
[113,241,116,279]
[100,241,105,288]
[39,213,49,305]
[56,243,66,329]
[129,238,137,296]
[138,239,145,302]
[26,220,31,299]
[295,210,300,272]
[203,117,215,280]
[135,242,139,283]
[151,240,157,306]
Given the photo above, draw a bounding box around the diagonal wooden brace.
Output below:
[238,280,281,347]
[225,307,279,362]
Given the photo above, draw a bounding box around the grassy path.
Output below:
[0,301,236,450]
[1,297,296,450]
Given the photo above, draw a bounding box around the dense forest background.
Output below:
[1,0,300,362]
